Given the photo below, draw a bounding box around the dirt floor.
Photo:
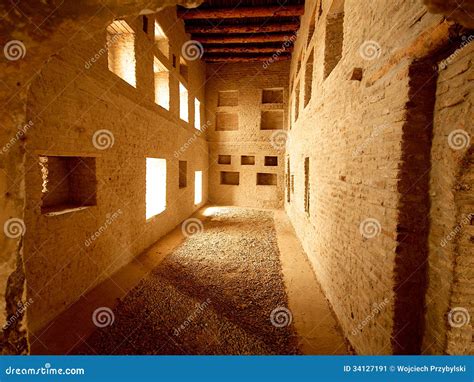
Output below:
[31,206,347,355]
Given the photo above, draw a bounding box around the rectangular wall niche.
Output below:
[218,90,238,107]
[261,110,284,130]
[194,170,203,204]
[218,155,231,164]
[179,160,187,188]
[107,20,136,87]
[265,156,278,166]
[324,1,345,79]
[39,156,97,214]
[154,57,169,110]
[304,49,314,108]
[241,155,255,165]
[262,88,284,104]
[304,157,310,214]
[216,112,238,131]
[180,56,188,81]
[220,171,239,185]
[257,173,277,186]
[146,158,167,219]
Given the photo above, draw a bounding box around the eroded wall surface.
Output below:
[206,62,289,209]
[286,0,472,354]
[22,9,208,334]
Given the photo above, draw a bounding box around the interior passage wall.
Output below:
[206,62,289,209]
[285,0,470,354]
[423,41,473,355]
[23,8,208,333]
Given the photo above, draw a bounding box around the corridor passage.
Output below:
[32,207,347,355]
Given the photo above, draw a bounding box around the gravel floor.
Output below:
[74,207,300,355]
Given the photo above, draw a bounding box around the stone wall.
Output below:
[206,62,289,209]
[286,0,472,354]
[22,8,208,334]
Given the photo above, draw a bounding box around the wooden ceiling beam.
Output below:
[193,33,297,44]
[178,5,304,20]
[186,22,299,34]
[204,46,293,54]
[204,54,291,63]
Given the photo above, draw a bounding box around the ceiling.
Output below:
[178,0,304,63]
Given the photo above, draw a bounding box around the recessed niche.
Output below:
[257,173,277,186]
[241,155,255,165]
[264,156,278,166]
[261,110,284,130]
[179,160,187,188]
[220,171,240,185]
[262,88,284,104]
[218,155,231,165]
[218,90,238,107]
[39,156,97,214]
[216,112,238,131]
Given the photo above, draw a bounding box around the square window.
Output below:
[179,160,187,188]
[146,158,166,219]
[262,88,284,104]
[241,155,255,165]
[216,112,238,131]
[220,171,239,185]
[265,156,278,166]
[261,110,284,130]
[39,156,97,214]
[218,90,238,106]
[107,20,136,87]
[257,173,277,186]
[194,170,202,204]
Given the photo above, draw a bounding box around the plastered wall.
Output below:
[206,62,289,209]
[23,9,208,333]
